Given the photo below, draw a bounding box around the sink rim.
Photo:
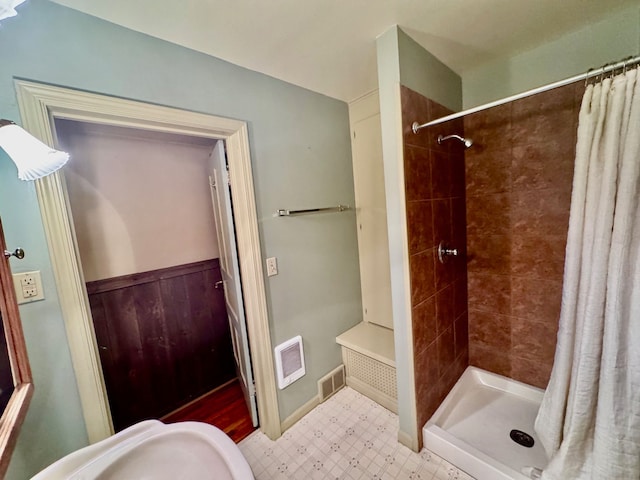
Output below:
[33,420,254,480]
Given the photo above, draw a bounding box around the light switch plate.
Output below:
[12,270,45,304]
[266,257,278,277]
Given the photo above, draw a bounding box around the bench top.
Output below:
[336,322,396,368]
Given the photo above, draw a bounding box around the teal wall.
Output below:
[397,28,462,113]
[0,151,87,479]
[0,1,361,477]
[463,3,640,108]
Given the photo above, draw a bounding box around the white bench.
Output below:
[336,322,397,413]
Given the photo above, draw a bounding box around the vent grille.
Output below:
[321,378,333,399]
[334,366,345,389]
[343,348,397,399]
[317,365,346,402]
[274,335,305,389]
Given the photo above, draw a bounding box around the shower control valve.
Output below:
[437,241,458,264]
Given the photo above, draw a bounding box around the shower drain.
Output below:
[510,429,535,448]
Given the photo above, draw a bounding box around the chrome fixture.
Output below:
[411,54,640,132]
[437,134,473,149]
[437,241,458,264]
[275,205,350,217]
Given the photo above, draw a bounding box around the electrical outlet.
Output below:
[266,257,278,277]
[23,285,37,298]
[12,271,45,304]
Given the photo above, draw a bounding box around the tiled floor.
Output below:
[239,387,475,479]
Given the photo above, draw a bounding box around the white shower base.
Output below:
[423,367,548,480]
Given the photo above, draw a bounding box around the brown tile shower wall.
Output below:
[400,86,469,439]
[463,82,583,388]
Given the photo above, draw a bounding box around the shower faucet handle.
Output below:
[437,242,458,264]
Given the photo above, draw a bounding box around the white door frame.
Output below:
[15,80,281,442]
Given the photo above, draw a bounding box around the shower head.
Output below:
[437,134,473,149]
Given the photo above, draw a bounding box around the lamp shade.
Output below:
[0,0,26,21]
[0,124,69,181]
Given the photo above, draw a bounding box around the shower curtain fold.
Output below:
[535,68,640,479]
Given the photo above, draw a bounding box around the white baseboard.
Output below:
[398,429,419,452]
[280,394,320,432]
[346,376,398,413]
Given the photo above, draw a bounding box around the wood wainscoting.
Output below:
[87,259,236,432]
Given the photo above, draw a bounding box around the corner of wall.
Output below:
[376,25,419,450]
[462,3,640,108]
[395,27,462,113]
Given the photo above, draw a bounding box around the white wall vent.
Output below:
[274,335,305,389]
[318,364,346,402]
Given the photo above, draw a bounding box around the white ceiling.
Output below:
[51,0,636,102]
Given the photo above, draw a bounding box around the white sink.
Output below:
[33,420,255,479]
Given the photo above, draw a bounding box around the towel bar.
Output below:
[275,205,350,217]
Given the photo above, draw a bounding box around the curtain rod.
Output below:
[412,54,640,133]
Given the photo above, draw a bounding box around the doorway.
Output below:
[15,80,281,442]
[56,120,247,431]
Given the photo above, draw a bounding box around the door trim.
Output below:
[15,79,281,442]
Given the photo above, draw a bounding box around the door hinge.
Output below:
[249,381,256,397]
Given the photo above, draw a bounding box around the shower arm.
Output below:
[438,134,464,145]
[436,134,473,148]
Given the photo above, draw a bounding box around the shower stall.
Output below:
[398,55,640,478]
[423,367,547,480]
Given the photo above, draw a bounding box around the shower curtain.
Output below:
[535,67,640,479]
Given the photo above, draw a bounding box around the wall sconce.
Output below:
[0,0,25,21]
[0,120,69,181]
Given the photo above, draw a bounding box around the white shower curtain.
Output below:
[535,67,640,479]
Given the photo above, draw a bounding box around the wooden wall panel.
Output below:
[87,259,236,431]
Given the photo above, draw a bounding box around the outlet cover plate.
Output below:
[266,257,278,277]
[12,271,45,304]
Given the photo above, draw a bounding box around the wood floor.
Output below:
[162,378,256,443]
